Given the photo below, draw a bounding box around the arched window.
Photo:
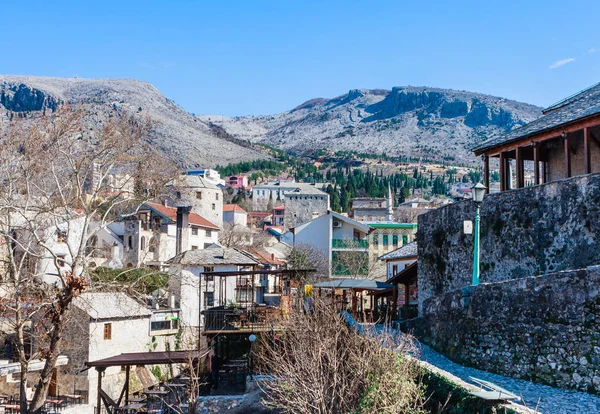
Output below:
[127,235,133,250]
[149,237,157,253]
[140,236,146,250]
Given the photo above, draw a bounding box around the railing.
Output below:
[332,239,368,249]
[202,306,282,332]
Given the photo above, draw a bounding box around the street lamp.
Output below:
[248,334,257,380]
[471,183,487,285]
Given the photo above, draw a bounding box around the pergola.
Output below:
[313,279,393,318]
[85,350,206,414]
[371,262,418,321]
[473,83,600,192]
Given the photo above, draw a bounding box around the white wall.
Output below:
[386,258,416,279]
[293,214,332,275]
[87,316,151,410]
[38,216,86,285]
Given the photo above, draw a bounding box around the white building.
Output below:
[122,202,220,269]
[167,247,259,334]
[186,169,226,187]
[170,174,224,228]
[378,241,418,280]
[290,211,371,278]
[62,292,179,411]
[251,180,328,210]
[223,204,248,227]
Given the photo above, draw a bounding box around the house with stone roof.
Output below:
[122,201,220,269]
[166,247,259,333]
[474,82,600,191]
[223,203,248,227]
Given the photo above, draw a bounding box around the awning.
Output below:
[86,350,207,369]
[313,279,393,291]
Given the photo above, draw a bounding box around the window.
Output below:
[206,230,212,238]
[103,323,112,340]
[215,193,219,200]
[204,292,214,307]
[402,235,408,245]
[127,235,133,249]
[191,246,198,250]
[176,191,181,198]
[196,191,202,199]
[140,236,146,250]
[383,235,389,246]
[392,265,398,276]
[192,228,198,236]
[204,266,214,281]
[372,232,379,245]
[56,254,66,268]
[212,204,216,210]
[149,237,157,253]
[392,235,399,246]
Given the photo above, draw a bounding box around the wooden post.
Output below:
[533,142,540,185]
[516,147,524,188]
[506,157,512,190]
[564,133,571,178]
[96,368,105,414]
[584,127,591,174]
[125,365,130,406]
[391,284,398,322]
[499,152,506,191]
[483,155,490,193]
[542,161,548,183]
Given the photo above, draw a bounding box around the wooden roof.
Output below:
[473,82,600,155]
[86,350,206,368]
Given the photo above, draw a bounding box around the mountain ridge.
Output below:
[0,75,267,168]
[201,86,543,164]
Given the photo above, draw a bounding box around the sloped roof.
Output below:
[223,204,247,214]
[74,292,151,320]
[166,247,259,266]
[378,241,418,261]
[145,203,219,230]
[242,247,285,265]
[473,82,600,154]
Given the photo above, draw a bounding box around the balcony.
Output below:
[332,239,368,249]
[150,310,180,334]
[202,306,283,334]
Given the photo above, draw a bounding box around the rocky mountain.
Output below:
[0,76,266,168]
[201,87,543,164]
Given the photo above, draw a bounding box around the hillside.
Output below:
[200,87,543,164]
[0,75,266,168]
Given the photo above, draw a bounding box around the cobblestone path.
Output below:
[417,342,600,414]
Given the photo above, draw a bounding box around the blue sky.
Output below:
[2,0,600,116]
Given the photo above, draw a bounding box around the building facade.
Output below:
[170,174,224,228]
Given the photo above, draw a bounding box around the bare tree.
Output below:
[256,298,423,414]
[0,106,175,412]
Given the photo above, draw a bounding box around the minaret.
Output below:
[386,184,394,221]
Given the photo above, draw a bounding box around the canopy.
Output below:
[313,279,393,291]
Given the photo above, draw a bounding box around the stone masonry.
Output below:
[402,266,600,394]
[417,173,600,311]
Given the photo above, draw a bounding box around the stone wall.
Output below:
[417,173,600,309]
[402,266,600,393]
[284,194,328,231]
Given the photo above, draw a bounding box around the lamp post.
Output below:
[471,183,487,285]
[248,334,257,380]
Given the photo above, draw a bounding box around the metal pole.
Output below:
[472,205,481,285]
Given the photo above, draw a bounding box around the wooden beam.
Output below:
[475,114,600,157]
[392,284,398,322]
[96,368,105,414]
[516,147,524,188]
[542,161,547,183]
[499,152,506,191]
[564,133,571,178]
[483,155,490,193]
[533,143,540,185]
[584,127,591,174]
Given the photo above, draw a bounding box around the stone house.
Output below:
[61,292,178,410]
[223,204,248,227]
[290,211,371,278]
[122,202,220,269]
[251,179,329,230]
[473,81,600,191]
[169,174,224,228]
[166,247,259,336]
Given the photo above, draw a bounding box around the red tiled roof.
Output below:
[248,212,271,217]
[146,203,219,230]
[272,205,285,211]
[243,247,285,266]
[223,204,247,213]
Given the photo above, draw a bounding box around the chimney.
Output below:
[162,199,169,207]
[222,248,229,259]
[176,205,192,255]
[170,294,176,309]
[271,253,275,261]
